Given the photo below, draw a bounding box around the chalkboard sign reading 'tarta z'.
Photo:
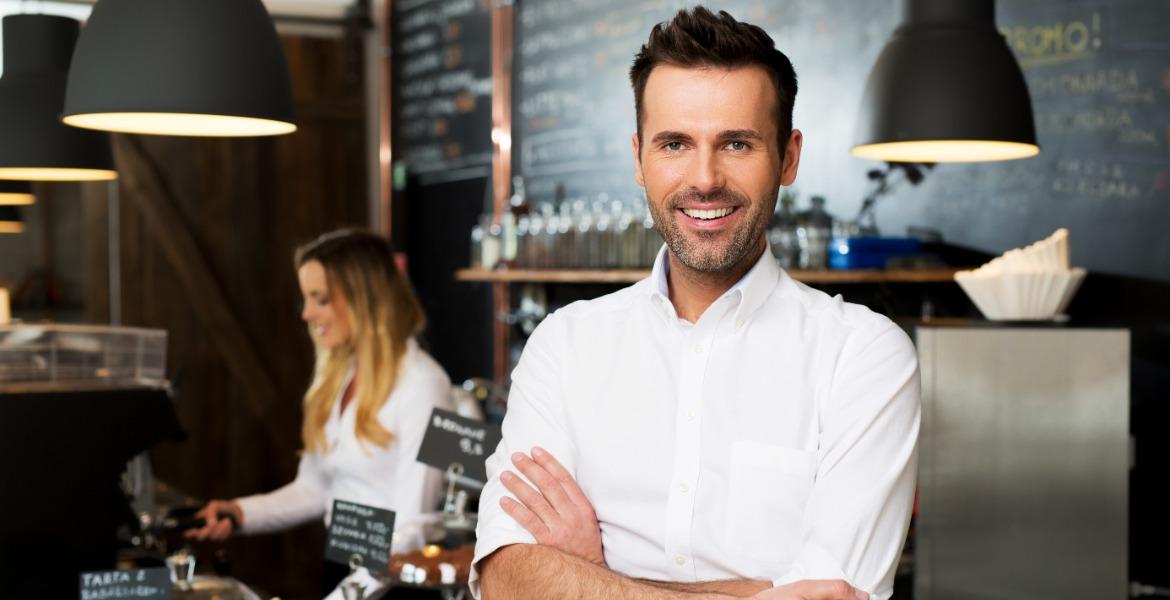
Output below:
[324,500,396,572]
[417,408,502,483]
[79,567,170,600]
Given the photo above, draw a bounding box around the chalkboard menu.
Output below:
[512,0,893,201]
[897,0,1170,282]
[324,500,396,572]
[79,568,170,600]
[417,407,503,483]
[511,0,1170,281]
[394,0,494,186]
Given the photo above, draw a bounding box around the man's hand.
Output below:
[499,446,607,567]
[751,580,869,600]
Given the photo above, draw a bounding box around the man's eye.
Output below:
[663,141,684,151]
[726,141,749,151]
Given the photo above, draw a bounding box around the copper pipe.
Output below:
[379,0,393,236]
[490,0,514,385]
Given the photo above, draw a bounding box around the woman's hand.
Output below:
[499,447,607,567]
[185,500,243,542]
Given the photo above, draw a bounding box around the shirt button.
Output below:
[674,555,686,566]
[736,317,745,328]
[677,483,689,493]
[693,344,703,354]
[685,410,695,421]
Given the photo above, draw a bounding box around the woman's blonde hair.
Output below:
[295,229,425,453]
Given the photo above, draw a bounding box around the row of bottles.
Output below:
[472,177,843,271]
[471,177,664,270]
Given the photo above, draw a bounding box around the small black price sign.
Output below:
[324,499,396,572]
[79,567,170,600]
[417,408,502,483]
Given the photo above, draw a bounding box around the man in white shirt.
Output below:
[472,7,919,600]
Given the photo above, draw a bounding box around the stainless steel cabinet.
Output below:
[915,326,1129,600]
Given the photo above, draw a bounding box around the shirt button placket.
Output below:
[671,326,711,579]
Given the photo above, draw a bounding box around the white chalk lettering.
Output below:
[432,415,486,441]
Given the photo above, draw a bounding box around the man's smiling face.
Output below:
[633,64,801,274]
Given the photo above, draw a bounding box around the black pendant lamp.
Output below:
[62,0,296,137]
[0,206,24,234]
[0,181,35,206]
[851,0,1039,163]
[0,15,116,181]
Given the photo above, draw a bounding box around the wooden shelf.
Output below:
[456,268,649,283]
[455,267,961,284]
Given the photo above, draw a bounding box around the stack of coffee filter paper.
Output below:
[954,229,1086,321]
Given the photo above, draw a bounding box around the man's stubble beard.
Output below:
[649,187,776,273]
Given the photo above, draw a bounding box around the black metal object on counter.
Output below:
[0,387,184,598]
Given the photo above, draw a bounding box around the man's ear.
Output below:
[780,129,803,186]
[632,132,645,187]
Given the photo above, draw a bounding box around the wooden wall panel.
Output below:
[86,35,368,598]
[81,183,110,323]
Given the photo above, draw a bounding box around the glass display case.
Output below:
[0,323,167,390]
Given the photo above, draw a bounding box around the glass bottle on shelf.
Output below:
[557,201,575,268]
[541,203,559,269]
[575,201,596,268]
[501,212,516,265]
[515,215,530,268]
[797,195,833,269]
[526,211,543,269]
[616,204,638,269]
[483,218,502,270]
[469,216,485,269]
[769,189,799,269]
[641,208,661,267]
[592,195,612,268]
[604,199,624,268]
[510,176,530,216]
[501,176,528,265]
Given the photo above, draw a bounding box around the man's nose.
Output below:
[688,147,725,194]
[301,304,312,322]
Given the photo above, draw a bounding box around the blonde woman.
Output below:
[188,230,452,590]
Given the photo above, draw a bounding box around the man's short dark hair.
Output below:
[629,6,798,150]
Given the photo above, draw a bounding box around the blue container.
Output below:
[828,236,922,269]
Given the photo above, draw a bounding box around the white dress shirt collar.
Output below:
[646,242,783,329]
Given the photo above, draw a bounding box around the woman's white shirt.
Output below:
[235,338,453,554]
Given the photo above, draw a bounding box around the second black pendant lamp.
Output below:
[851,0,1040,163]
[0,15,116,181]
[62,0,297,137]
[0,181,35,206]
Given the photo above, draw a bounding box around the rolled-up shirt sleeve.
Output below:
[236,450,328,535]
[470,312,575,598]
[772,322,921,600]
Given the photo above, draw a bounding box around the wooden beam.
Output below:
[81,182,110,323]
[111,134,296,453]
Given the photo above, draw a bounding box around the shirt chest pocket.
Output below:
[724,441,817,567]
